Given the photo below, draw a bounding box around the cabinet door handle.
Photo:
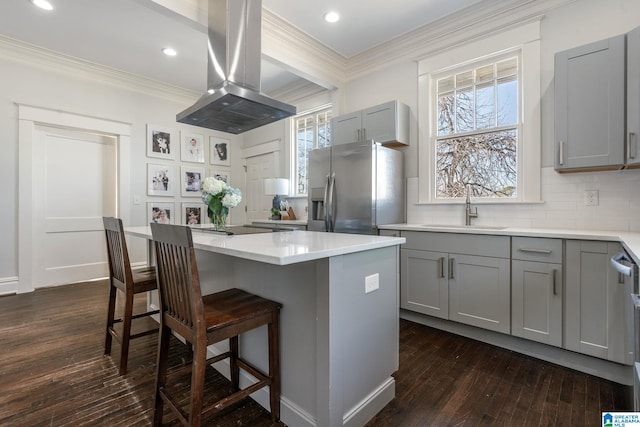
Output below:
[357,128,361,141]
[518,248,552,254]
[438,257,445,278]
[552,268,558,295]
[558,140,564,165]
[629,132,637,160]
[363,128,367,140]
[449,257,454,280]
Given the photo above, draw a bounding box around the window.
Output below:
[293,106,332,195]
[435,55,519,199]
[417,21,541,204]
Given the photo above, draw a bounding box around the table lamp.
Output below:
[264,178,289,220]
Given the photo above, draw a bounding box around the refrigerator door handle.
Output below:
[323,174,330,232]
[327,172,336,232]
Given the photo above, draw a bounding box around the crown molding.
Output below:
[0,34,199,104]
[262,9,347,89]
[346,0,575,79]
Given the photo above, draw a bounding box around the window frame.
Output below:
[291,104,332,197]
[432,51,522,200]
[417,21,541,204]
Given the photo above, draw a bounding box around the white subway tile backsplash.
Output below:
[406,167,640,231]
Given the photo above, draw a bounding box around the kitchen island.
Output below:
[125,226,405,427]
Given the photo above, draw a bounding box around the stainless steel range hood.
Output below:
[177,0,296,134]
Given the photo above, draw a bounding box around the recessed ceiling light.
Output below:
[162,47,177,57]
[30,0,54,11]
[323,11,340,23]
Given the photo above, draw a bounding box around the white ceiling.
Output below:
[0,0,482,95]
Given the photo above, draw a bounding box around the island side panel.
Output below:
[195,250,322,427]
[318,246,400,427]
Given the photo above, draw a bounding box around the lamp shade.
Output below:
[264,178,289,196]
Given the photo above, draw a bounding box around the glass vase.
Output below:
[210,212,227,231]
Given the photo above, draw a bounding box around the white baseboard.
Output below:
[0,276,18,296]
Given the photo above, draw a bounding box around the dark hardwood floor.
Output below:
[0,280,630,426]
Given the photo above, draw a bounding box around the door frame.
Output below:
[17,104,131,294]
[241,139,282,224]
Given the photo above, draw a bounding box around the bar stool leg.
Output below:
[230,336,240,391]
[119,290,134,375]
[188,340,208,426]
[153,324,171,427]
[104,284,117,356]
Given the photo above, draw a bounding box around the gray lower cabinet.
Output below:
[448,253,511,333]
[511,237,563,347]
[565,240,632,365]
[401,249,448,319]
[400,231,510,333]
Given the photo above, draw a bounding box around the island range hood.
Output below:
[177,0,296,134]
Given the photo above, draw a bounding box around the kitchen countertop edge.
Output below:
[379,224,640,265]
[126,226,405,266]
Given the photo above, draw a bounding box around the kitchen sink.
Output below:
[419,224,507,230]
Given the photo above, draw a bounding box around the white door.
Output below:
[245,152,276,223]
[32,125,116,288]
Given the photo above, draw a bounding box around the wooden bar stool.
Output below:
[150,223,282,427]
[103,217,159,375]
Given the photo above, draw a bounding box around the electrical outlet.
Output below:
[365,273,379,294]
[584,190,599,206]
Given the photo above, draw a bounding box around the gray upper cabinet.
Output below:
[628,26,640,166]
[332,100,410,146]
[554,34,626,171]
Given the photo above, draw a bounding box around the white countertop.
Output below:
[126,225,405,266]
[379,223,640,265]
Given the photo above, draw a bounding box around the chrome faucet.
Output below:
[465,185,478,226]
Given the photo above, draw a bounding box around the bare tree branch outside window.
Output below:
[435,57,518,199]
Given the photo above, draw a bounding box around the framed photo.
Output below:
[147,202,175,225]
[147,124,175,160]
[210,136,230,166]
[210,169,231,185]
[182,202,204,225]
[181,132,205,163]
[181,166,204,197]
[147,163,175,196]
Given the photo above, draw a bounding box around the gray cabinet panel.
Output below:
[401,231,509,258]
[565,240,632,365]
[331,100,410,146]
[555,35,625,171]
[512,260,563,347]
[628,26,640,166]
[332,111,362,145]
[400,249,448,319]
[449,254,511,334]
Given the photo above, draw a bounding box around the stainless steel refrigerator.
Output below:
[307,140,404,234]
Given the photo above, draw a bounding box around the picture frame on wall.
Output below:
[146,124,175,160]
[147,163,175,196]
[182,202,204,225]
[210,169,230,185]
[210,136,230,166]
[181,166,204,197]
[180,132,205,163]
[147,202,175,225]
